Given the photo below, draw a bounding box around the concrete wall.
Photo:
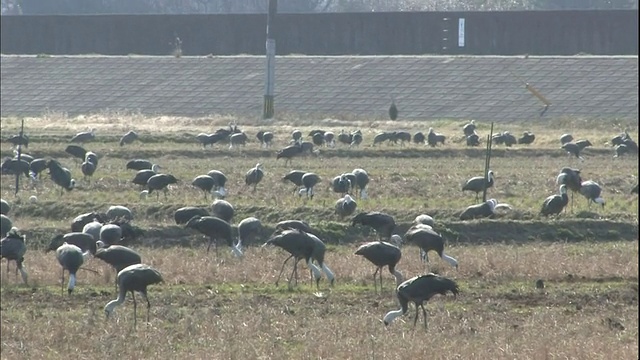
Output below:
[1,10,637,56]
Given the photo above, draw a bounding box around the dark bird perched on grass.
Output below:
[95,243,142,291]
[462,170,494,201]
[132,166,159,189]
[383,273,459,329]
[174,206,210,225]
[119,130,139,146]
[404,225,458,269]
[562,141,591,161]
[560,133,574,145]
[126,159,156,171]
[211,199,234,223]
[6,133,29,148]
[206,170,228,198]
[463,120,476,137]
[104,263,163,328]
[47,159,75,195]
[229,132,248,150]
[518,131,536,145]
[81,159,97,183]
[1,199,10,215]
[1,215,13,238]
[541,184,569,217]
[71,128,96,143]
[56,242,88,295]
[47,232,97,255]
[579,180,605,209]
[427,128,446,147]
[413,132,425,145]
[29,158,48,180]
[185,215,241,257]
[142,173,178,200]
[256,130,275,148]
[556,167,583,212]
[283,170,307,194]
[1,157,30,178]
[276,143,303,166]
[262,229,324,289]
[65,145,87,162]
[335,194,357,218]
[274,220,321,238]
[466,132,480,147]
[355,241,403,293]
[350,131,363,148]
[192,175,217,200]
[1,227,28,284]
[331,174,352,195]
[388,99,398,120]
[237,217,263,250]
[459,199,512,220]
[351,211,396,241]
[351,168,370,199]
[245,163,264,192]
[299,172,320,199]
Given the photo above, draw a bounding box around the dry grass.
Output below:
[1,114,638,359]
[1,241,638,359]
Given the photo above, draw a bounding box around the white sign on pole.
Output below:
[458,18,465,47]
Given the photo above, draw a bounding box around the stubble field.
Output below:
[1,113,638,359]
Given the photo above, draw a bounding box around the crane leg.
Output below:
[287,259,300,289]
[413,304,420,327]
[420,304,428,329]
[275,255,294,287]
[141,290,151,323]
[61,268,65,296]
[132,291,138,329]
[372,267,380,294]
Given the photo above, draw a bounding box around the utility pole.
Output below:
[263,0,277,119]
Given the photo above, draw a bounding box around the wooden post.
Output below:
[482,122,494,203]
[14,118,25,196]
[263,0,277,119]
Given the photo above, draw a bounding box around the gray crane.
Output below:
[143,173,178,200]
[518,131,536,145]
[300,172,320,199]
[6,133,29,148]
[229,132,248,150]
[245,163,264,192]
[413,132,426,145]
[206,170,228,198]
[459,199,512,220]
[1,228,28,284]
[335,194,357,218]
[29,158,48,180]
[351,168,370,199]
[427,128,446,147]
[262,229,324,289]
[556,167,583,212]
[256,130,275,148]
[126,159,156,171]
[81,159,96,183]
[562,140,592,161]
[47,159,75,195]
[351,211,396,241]
[211,199,234,223]
[185,215,241,257]
[104,263,163,328]
[95,243,142,290]
[355,241,403,293]
[404,225,458,269]
[276,144,303,166]
[119,130,139,146]
[560,133,573,145]
[466,132,480,147]
[105,205,134,221]
[70,128,96,143]
[579,180,605,209]
[100,223,124,246]
[237,217,263,250]
[82,220,103,242]
[192,175,217,200]
[1,199,10,215]
[332,174,352,195]
[47,232,97,255]
[56,243,87,295]
[174,206,210,225]
[463,120,476,137]
[541,184,569,217]
[383,273,459,329]
[65,144,87,163]
[274,219,321,238]
[283,170,307,194]
[462,170,494,201]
